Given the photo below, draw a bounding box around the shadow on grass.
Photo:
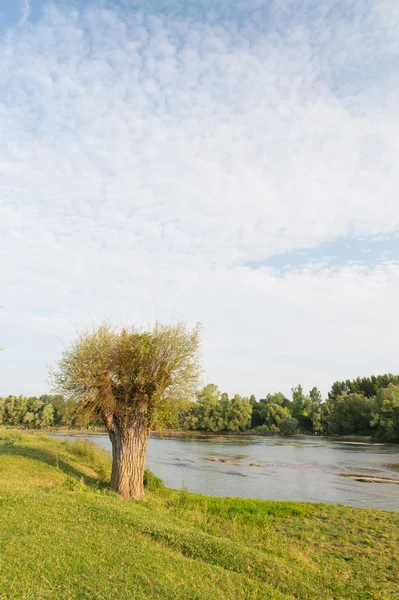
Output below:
[0,442,109,490]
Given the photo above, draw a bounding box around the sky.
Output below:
[0,0,398,400]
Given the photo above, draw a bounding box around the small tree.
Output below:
[223,394,252,431]
[23,411,35,427]
[372,384,399,441]
[4,395,28,426]
[326,393,376,435]
[309,387,324,434]
[279,417,299,435]
[291,385,312,431]
[41,403,55,428]
[51,322,201,499]
[261,403,290,431]
[183,384,224,432]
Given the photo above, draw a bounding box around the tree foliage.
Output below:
[279,417,300,435]
[181,385,252,432]
[371,384,399,441]
[328,374,399,401]
[52,322,201,429]
[0,395,61,428]
[326,393,376,435]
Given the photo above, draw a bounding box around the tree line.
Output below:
[0,394,71,428]
[179,374,399,440]
[1,373,398,441]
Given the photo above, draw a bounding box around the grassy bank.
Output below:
[0,430,398,599]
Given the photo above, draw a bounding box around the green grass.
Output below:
[0,430,398,599]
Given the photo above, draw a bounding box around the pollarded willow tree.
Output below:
[52,321,201,499]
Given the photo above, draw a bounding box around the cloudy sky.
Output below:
[0,0,398,399]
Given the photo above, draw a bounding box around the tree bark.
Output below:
[108,418,149,500]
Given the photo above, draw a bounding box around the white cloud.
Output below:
[18,0,31,27]
[0,1,398,397]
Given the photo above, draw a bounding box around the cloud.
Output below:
[0,0,398,397]
[18,0,31,27]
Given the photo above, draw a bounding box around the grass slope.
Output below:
[0,430,398,600]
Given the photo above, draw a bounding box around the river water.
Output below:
[53,433,399,511]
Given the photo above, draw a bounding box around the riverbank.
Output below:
[3,424,392,444]
[0,430,398,599]
[153,430,383,444]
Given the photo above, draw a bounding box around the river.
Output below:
[52,433,399,511]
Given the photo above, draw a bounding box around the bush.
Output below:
[0,430,22,445]
[62,476,87,491]
[143,469,165,491]
[279,417,299,435]
[255,425,270,434]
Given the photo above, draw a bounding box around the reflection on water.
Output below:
[52,433,399,511]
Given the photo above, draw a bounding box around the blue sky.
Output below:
[247,232,399,271]
[0,0,398,398]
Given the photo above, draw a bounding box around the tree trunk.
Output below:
[108,419,149,500]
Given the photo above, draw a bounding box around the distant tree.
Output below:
[222,394,252,431]
[39,394,67,425]
[182,387,252,432]
[261,403,290,432]
[327,393,376,436]
[29,399,43,414]
[328,380,351,401]
[291,385,312,431]
[14,398,56,429]
[249,395,265,428]
[374,374,399,392]
[41,403,55,428]
[180,406,199,430]
[183,384,225,432]
[328,374,399,401]
[251,392,292,429]
[279,417,299,435]
[23,412,35,427]
[263,392,291,409]
[250,402,264,428]
[309,387,322,405]
[52,322,201,499]
[309,387,324,434]
[4,396,28,426]
[372,384,399,441]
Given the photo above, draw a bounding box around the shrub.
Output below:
[279,417,299,435]
[143,469,165,491]
[0,430,22,445]
[62,476,87,491]
[255,425,270,434]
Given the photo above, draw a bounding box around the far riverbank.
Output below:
[3,425,394,444]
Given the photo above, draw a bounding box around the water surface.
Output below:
[53,433,399,511]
